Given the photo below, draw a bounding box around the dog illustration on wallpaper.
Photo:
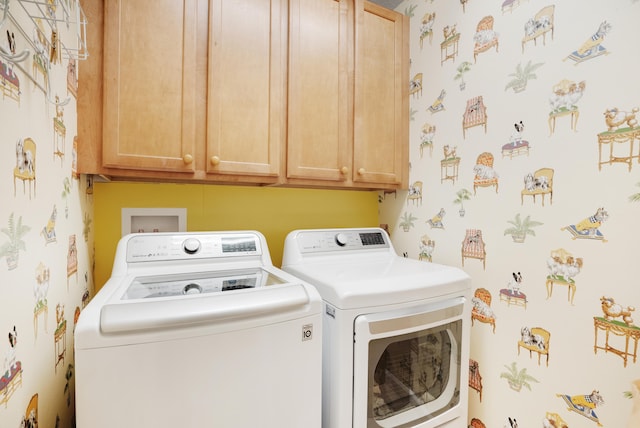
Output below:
[419,12,436,48]
[443,144,457,160]
[548,79,585,135]
[21,394,38,428]
[509,121,525,146]
[600,296,635,326]
[523,171,549,192]
[54,303,67,372]
[604,107,639,131]
[472,160,499,180]
[34,262,50,337]
[522,5,554,52]
[410,73,423,98]
[426,208,446,229]
[562,207,609,241]
[4,326,18,376]
[546,248,582,305]
[502,121,530,159]
[428,89,446,113]
[418,235,435,262]
[41,205,57,244]
[549,80,586,113]
[566,21,612,64]
[520,326,546,350]
[547,250,583,284]
[499,271,527,309]
[419,123,436,157]
[543,412,568,428]
[508,272,524,295]
[472,152,499,194]
[503,417,518,428]
[1,326,22,407]
[14,138,36,199]
[557,389,605,425]
[15,138,34,175]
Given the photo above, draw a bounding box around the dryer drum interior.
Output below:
[369,320,462,422]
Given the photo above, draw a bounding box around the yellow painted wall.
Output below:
[93,181,379,289]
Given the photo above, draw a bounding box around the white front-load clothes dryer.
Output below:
[75,231,322,428]
[282,227,472,428]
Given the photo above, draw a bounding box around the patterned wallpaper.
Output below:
[0,1,92,427]
[379,0,640,427]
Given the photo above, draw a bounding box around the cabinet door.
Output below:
[353,1,408,186]
[207,0,284,177]
[103,0,198,172]
[287,0,351,182]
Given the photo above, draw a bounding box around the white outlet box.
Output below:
[121,208,187,237]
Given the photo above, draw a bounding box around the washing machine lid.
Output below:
[98,266,310,334]
[283,256,470,310]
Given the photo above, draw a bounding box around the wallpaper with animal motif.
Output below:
[0,1,93,427]
[380,0,640,427]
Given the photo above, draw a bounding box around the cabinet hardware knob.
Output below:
[210,156,220,166]
[340,166,349,175]
[358,168,365,175]
[183,154,193,164]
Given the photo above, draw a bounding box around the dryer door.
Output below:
[353,297,466,428]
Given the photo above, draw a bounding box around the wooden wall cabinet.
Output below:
[206,0,284,179]
[78,0,408,190]
[286,0,351,184]
[354,1,409,187]
[286,0,409,189]
[101,0,199,173]
[80,0,283,184]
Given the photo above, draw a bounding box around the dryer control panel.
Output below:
[294,228,390,254]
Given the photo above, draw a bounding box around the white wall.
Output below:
[380,1,640,426]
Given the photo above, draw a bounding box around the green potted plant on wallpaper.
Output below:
[399,212,418,232]
[505,60,544,93]
[500,361,539,392]
[504,213,543,243]
[1,212,31,270]
[454,61,472,91]
[453,188,472,217]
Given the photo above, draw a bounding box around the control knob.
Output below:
[183,238,201,254]
[335,233,348,247]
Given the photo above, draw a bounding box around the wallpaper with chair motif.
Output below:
[380,0,640,426]
[0,1,92,427]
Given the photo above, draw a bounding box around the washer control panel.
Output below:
[125,232,262,263]
[295,229,389,253]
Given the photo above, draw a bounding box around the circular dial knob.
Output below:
[335,233,348,247]
[182,283,203,295]
[183,238,201,254]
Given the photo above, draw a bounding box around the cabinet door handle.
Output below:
[358,168,365,175]
[340,166,349,175]
[183,154,194,164]
[210,156,220,166]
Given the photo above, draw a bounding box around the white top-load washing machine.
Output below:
[75,231,322,428]
[282,228,472,428]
